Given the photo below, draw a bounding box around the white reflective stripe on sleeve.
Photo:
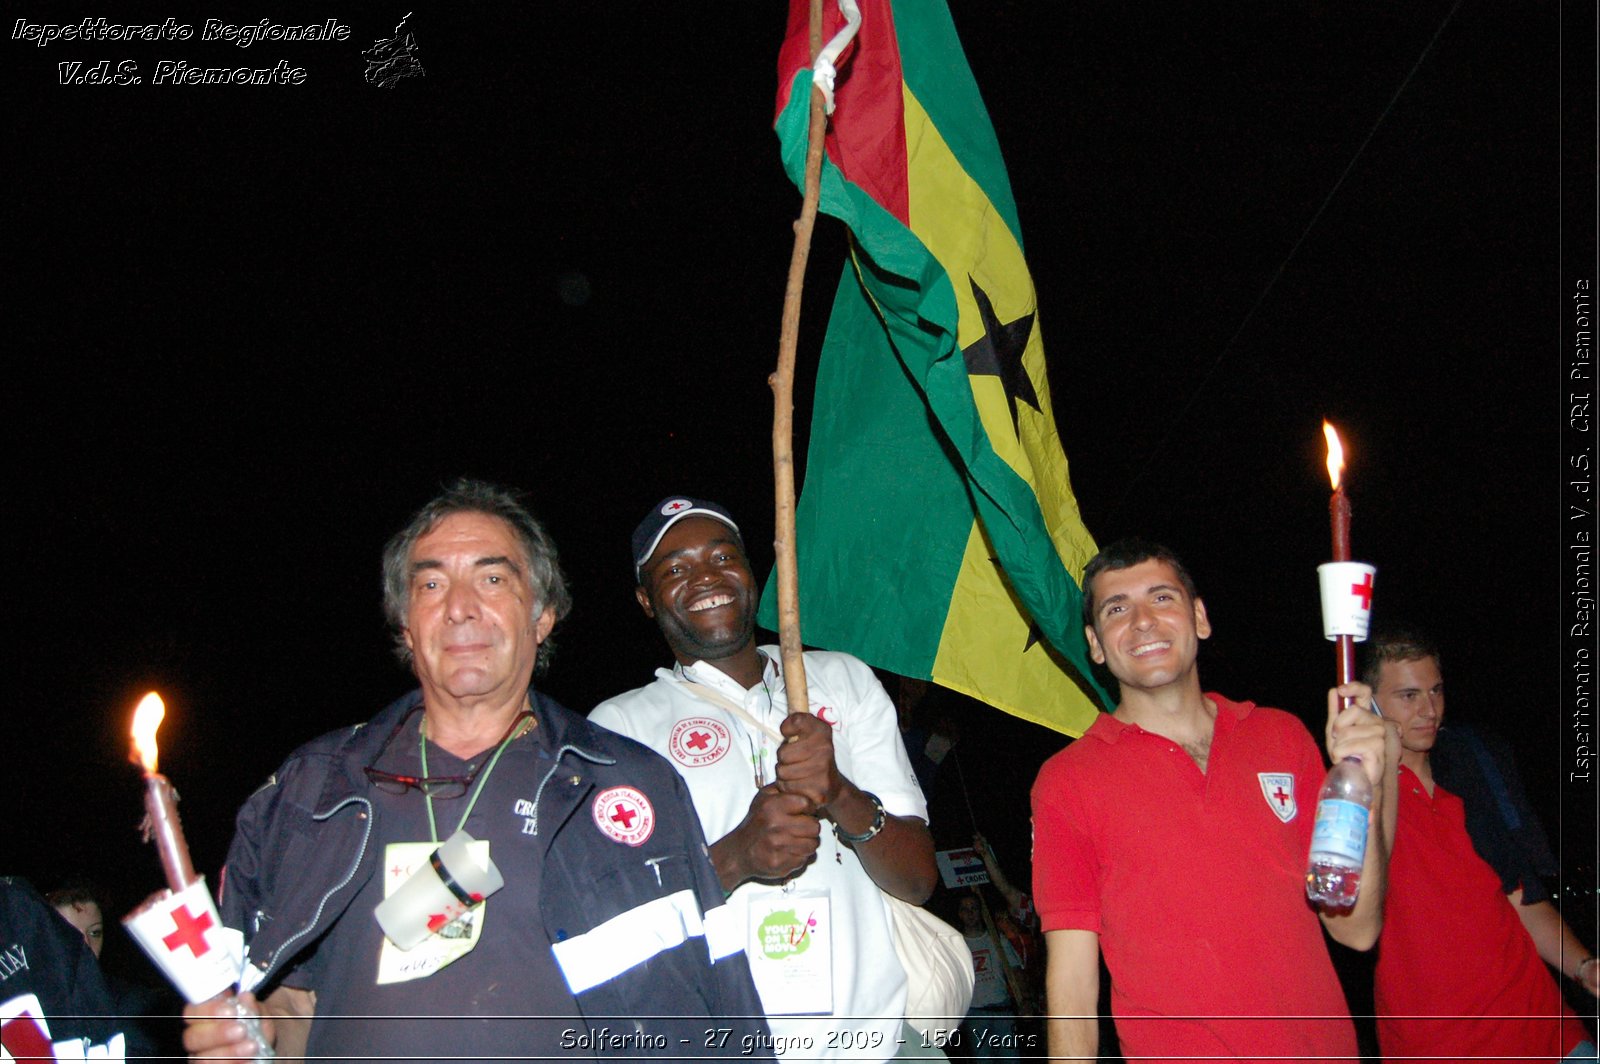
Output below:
[702,901,744,961]
[551,888,706,994]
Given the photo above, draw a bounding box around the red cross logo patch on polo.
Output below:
[592,786,655,846]
[669,717,731,767]
[123,877,247,1003]
[1258,773,1298,823]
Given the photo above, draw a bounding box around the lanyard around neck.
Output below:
[418,714,529,845]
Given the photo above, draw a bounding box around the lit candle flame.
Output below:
[1323,421,1345,491]
[131,692,165,774]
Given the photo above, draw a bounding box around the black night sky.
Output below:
[6,0,1596,998]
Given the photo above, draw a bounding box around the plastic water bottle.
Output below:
[223,994,275,1061]
[1305,756,1371,908]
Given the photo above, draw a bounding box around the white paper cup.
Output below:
[374,830,504,950]
[1318,562,1377,640]
[123,877,246,1004]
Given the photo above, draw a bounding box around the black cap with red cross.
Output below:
[631,496,741,581]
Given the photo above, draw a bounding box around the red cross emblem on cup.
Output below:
[1350,571,1374,610]
[162,903,215,958]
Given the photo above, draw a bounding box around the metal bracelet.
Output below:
[832,790,886,845]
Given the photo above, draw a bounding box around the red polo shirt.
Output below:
[1376,766,1588,1060]
[1032,695,1356,1063]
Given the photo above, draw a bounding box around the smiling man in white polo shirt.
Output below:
[591,496,939,1062]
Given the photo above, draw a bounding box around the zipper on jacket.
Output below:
[253,795,373,983]
[526,744,616,837]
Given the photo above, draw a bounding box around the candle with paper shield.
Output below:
[1305,423,1378,909]
[124,692,274,1059]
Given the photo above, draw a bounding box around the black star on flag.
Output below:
[1023,620,1045,652]
[990,551,1047,652]
[961,277,1040,435]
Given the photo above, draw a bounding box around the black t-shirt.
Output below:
[299,715,592,1063]
[0,877,128,1057]
[1431,723,1558,904]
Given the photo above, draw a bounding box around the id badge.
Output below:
[745,888,832,1015]
[375,840,489,985]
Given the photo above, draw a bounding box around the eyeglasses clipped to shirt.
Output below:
[362,704,536,800]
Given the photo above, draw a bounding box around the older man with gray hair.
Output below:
[184,478,770,1062]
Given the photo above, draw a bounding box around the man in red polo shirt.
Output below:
[1031,539,1396,1063]
[1367,631,1596,1060]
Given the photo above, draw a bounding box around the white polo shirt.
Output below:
[591,647,928,1062]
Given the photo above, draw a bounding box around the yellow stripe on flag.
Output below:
[903,85,1098,581]
[932,518,1101,737]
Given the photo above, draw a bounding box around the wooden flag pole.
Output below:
[770,0,828,717]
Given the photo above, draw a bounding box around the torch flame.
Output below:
[1323,421,1345,491]
[130,692,165,774]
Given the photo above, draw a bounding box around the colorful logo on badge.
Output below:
[668,717,731,767]
[592,786,655,846]
[758,908,818,958]
[1257,773,1297,823]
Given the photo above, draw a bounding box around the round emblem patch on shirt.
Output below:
[668,717,732,767]
[592,786,655,846]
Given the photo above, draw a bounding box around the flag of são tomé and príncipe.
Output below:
[758,0,1110,736]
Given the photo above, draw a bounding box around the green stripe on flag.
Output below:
[763,1,1112,731]
[891,0,1021,243]
[766,260,974,678]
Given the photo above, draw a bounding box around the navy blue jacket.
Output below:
[218,688,772,1057]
